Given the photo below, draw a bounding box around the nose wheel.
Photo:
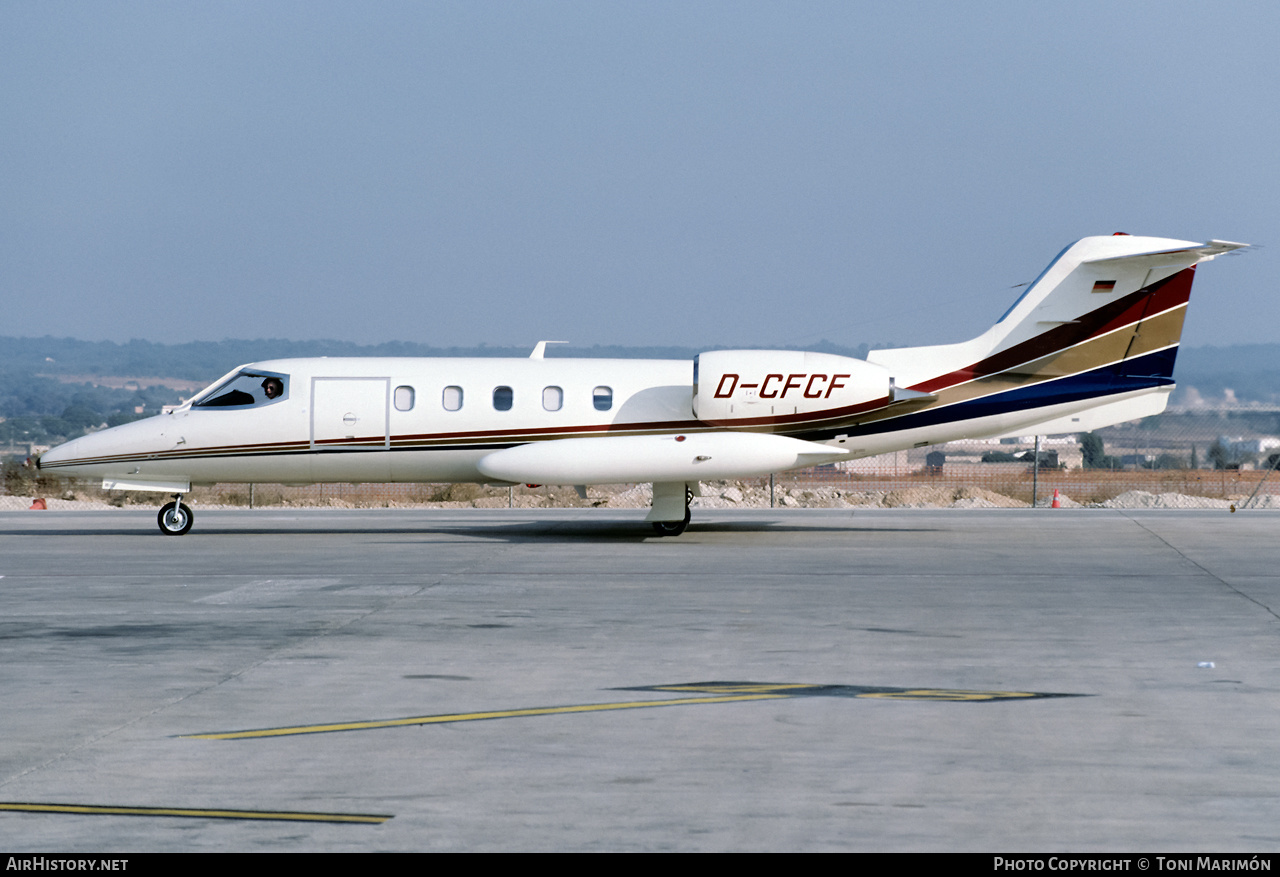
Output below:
[158,498,194,536]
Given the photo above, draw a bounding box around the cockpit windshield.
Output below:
[193,370,290,409]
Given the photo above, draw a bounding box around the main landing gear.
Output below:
[651,506,691,537]
[157,495,194,536]
[650,485,693,537]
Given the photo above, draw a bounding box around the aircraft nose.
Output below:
[37,417,164,474]
[39,433,100,468]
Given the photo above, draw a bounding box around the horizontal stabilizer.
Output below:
[883,385,939,413]
[1082,239,1247,269]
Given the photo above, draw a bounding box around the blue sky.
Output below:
[2,2,1274,350]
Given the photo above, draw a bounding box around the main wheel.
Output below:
[157,501,194,536]
[651,507,691,537]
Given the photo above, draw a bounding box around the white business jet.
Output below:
[38,234,1244,536]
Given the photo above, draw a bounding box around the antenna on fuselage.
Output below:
[529,341,568,359]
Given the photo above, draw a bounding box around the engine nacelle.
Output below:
[693,350,892,425]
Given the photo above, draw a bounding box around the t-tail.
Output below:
[864,234,1247,439]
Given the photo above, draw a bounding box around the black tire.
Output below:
[158,501,194,536]
[651,507,691,537]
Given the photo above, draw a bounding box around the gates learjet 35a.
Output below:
[37,234,1245,536]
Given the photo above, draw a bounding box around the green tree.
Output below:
[60,404,104,431]
[1080,432,1105,468]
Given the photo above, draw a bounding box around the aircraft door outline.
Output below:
[310,377,391,451]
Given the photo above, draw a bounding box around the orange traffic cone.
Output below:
[1051,489,1061,509]
[29,498,47,510]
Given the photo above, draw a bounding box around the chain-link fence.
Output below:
[779,407,1280,506]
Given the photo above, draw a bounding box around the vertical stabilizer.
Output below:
[868,235,1245,392]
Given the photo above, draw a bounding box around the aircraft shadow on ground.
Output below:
[0,519,938,543]
[379,520,939,543]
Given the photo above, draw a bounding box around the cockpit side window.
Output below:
[193,371,290,409]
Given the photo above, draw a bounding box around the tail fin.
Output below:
[867,235,1246,434]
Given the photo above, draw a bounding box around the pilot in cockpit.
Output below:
[195,372,287,408]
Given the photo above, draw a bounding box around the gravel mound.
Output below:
[1093,490,1234,509]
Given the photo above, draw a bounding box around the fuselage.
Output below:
[36,351,1175,490]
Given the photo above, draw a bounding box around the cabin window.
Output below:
[193,370,289,409]
[442,386,463,411]
[593,386,613,411]
[493,386,514,411]
[542,386,563,411]
[394,386,415,411]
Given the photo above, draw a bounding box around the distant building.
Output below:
[1027,450,1059,469]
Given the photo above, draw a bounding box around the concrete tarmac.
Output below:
[0,507,1278,852]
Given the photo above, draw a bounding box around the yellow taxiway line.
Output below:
[183,683,1057,741]
[185,693,791,740]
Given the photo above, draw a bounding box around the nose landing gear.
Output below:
[157,495,194,536]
